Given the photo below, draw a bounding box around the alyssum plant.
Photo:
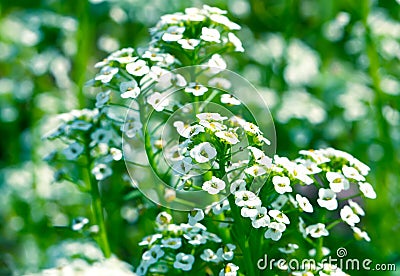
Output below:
[44,5,376,276]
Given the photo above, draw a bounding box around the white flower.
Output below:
[352,227,371,242]
[264,222,286,241]
[317,188,338,210]
[326,172,350,193]
[211,200,230,215]
[173,121,205,138]
[183,232,207,246]
[296,194,314,213]
[63,142,84,160]
[274,156,313,184]
[251,207,270,228]
[305,223,329,238]
[298,217,307,238]
[173,157,193,175]
[245,165,267,177]
[178,38,200,50]
[142,245,165,266]
[209,77,232,90]
[91,128,112,145]
[216,244,235,262]
[122,119,142,138]
[272,176,292,194]
[126,60,149,76]
[200,27,221,43]
[219,263,239,276]
[197,112,228,121]
[348,199,365,216]
[188,209,205,226]
[199,120,227,132]
[207,54,227,74]
[91,163,112,180]
[278,243,299,254]
[342,165,365,181]
[308,247,330,257]
[174,253,195,271]
[241,205,259,218]
[215,131,239,145]
[228,32,244,52]
[221,94,241,105]
[147,92,169,112]
[156,212,172,226]
[350,158,370,176]
[95,90,111,108]
[299,149,330,164]
[203,5,227,14]
[161,237,182,249]
[242,122,262,135]
[271,195,288,210]
[95,66,118,83]
[234,190,261,207]
[162,26,185,42]
[230,180,246,194]
[200,249,220,263]
[269,210,290,224]
[142,50,164,62]
[185,82,208,96]
[202,176,226,194]
[139,233,162,246]
[210,14,241,30]
[340,205,360,226]
[190,142,217,163]
[298,159,322,174]
[120,80,141,99]
[358,182,376,199]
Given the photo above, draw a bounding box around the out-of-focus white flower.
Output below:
[342,165,365,181]
[207,54,227,74]
[269,210,290,224]
[299,149,330,164]
[190,142,217,163]
[228,33,244,52]
[174,253,195,271]
[162,26,185,42]
[147,92,169,112]
[296,194,313,213]
[358,182,376,199]
[306,223,329,238]
[185,82,208,96]
[230,179,246,194]
[352,227,371,242]
[178,38,200,50]
[340,205,360,226]
[95,90,111,108]
[219,263,239,276]
[308,247,330,257]
[221,94,241,105]
[197,112,228,121]
[126,60,149,76]
[272,176,292,194]
[200,249,220,263]
[348,199,365,216]
[91,163,112,180]
[122,119,142,138]
[209,77,232,90]
[62,142,84,160]
[264,222,286,241]
[120,80,141,99]
[156,212,172,226]
[278,243,299,254]
[317,188,338,210]
[251,206,270,228]
[188,208,205,226]
[200,27,221,43]
[326,172,350,193]
[172,157,193,175]
[271,195,288,210]
[215,131,239,145]
[202,176,226,194]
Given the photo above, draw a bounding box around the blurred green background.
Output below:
[0,0,399,274]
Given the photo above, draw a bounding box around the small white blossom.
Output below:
[221,94,241,105]
[348,199,365,216]
[173,253,194,271]
[342,165,365,181]
[199,120,227,132]
[185,82,208,96]
[178,38,200,50]
[95,90,111,108]
[352,227,371,242]
[202,176,226,194]
[271,195,288,210]
[306,223,329,238]
[245,165,267,177]
[126,60,149,76]
[264,222,286,241]
[251,207,270,228]
[209,77,232,90]
[173,121,205,138]
[269,210,290,224]
[215,131,239,145]
[230,179,246,194]
[172,157,193,175]
[197,112,228,121]
[211,200,230,215]
[63,142,84,160]
[120,80,141,99]
[188,209,205,226]
[228,32,244,52]
[162,26,185,42]
[92,163,112,180]
[210,14,241,30]
[161,237,182,249]
[241,205,259,218]
[95,66,118,83]
[234,190,261,207]
[207,54,227,74]
[139,233,163,246]
[156,212,172,226]
[278,243,299,254]
[219,263,239,276]
[200,249,220,263]
[272,176,292,194]
[358,182,376,199]
[190,142,217,163]
[142,245,165,266]
[147,92,169,112]
[317,188,338,210]
[326,172,350,193]
[200,27,221,43]
[340,205,360,226]
[216,244,236,261]
[296,194,314,213]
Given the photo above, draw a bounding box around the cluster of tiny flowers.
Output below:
[135,212,239,275]
[150,5,244,55]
